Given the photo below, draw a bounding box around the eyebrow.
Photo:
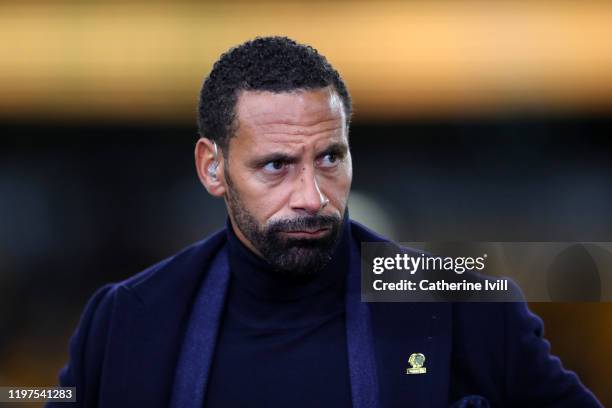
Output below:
[247,142,349,169]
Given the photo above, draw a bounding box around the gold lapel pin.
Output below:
[406,353,427,374]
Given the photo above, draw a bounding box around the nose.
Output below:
[289,166,328,214]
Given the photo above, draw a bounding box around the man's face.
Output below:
[224,87,352,276]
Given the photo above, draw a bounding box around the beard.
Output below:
[225,170,343,278]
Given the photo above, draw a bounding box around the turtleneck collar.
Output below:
[225,211,351,303]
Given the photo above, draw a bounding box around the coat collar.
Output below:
[169,220,382,408]
[109,221,451,408]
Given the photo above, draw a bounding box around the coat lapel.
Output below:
[351,221,453,408]
[346,237,382,408]
[169,245,230,408]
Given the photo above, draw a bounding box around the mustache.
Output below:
[267,214,341,233]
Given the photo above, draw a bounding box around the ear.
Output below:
[195,137,226,197]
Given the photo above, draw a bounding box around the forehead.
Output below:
[234,87,346,136]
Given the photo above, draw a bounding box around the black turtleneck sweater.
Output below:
[203,217,353,407]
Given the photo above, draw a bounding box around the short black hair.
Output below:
[197,36,352,154]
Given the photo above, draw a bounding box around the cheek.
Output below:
[241,181,291,221]
[322,168,352,209]
[229,162,287,219]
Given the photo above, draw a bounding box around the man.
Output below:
[50,37,601,407]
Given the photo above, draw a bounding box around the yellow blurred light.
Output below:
[1,1,611,122]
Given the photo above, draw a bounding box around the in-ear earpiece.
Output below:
[208,161,219,179]
[208,141,220,179]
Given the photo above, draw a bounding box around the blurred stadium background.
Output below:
[1,1,611,406]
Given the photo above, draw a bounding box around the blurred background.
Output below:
[1,1,611,406]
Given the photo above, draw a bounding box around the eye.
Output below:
[262,160,287,174]
[318,153,340,168]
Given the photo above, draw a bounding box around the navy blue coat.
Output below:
[49,221,601,407]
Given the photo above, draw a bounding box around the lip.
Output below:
[281,228,330,238]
